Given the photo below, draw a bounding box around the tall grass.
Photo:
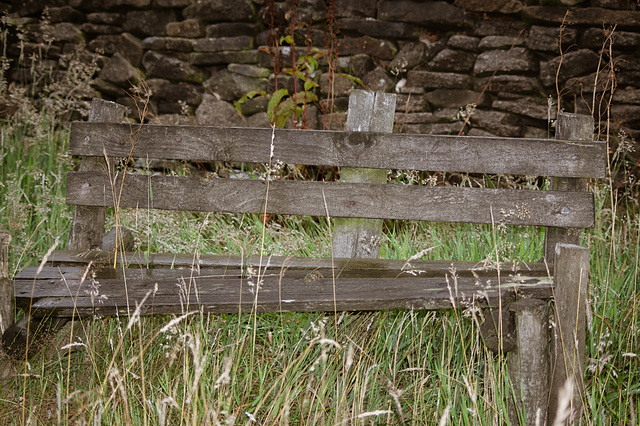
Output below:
[1,110,638,424]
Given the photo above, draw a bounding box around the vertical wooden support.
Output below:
[67,98,127,251]
[332,90,396,258]
[507,298,549,426]
[0,231,12,335]
[544,112,593,263]
[549,243,589,423]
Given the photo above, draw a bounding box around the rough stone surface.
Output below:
[425,89,488,108]
[183,0,254,22]
[523,6,640,29]
[193,36,254,52]
[582,28,640,49]
[320,73,355,97]
[204,69,267,101]
[378,1,469,27]
[474,48,537,76]
[362,67,394,92]
[48,6,85,23]
[334,0,377,18]
[471,109,522,137]
[340,18,421,39]
[337,54,375,77]
[454,0,523,14]
[478,36,523,50]
[123,10,175,37]
[142,37,194,52]
[526,25,577,52]
[474,75,540,93]
[147,78,201,105]
[388,43,426,75]
[228,64,270,79]
[143,51,208,83]
[100,52,141,86]
[338,36,397,60]
[190,50,258,65]
[492,97,555,121]
[447,35,479,51]
[407,70,472,90]
[429,48,476,72]
[540,49,599,87]
[206,23,257,38]
[166,19,205,38]
[196,93,245,126]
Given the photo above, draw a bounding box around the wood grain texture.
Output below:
[67,98,127,251]
[544,112,594,262]
[17,273,554,318]
[0,230,13,334]
[332,90,396,259]
[66,171,596,228]
[69,122,606,178]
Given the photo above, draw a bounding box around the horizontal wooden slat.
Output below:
[67,171,595,227]
[17,274,554,317]
[69,122,606,178]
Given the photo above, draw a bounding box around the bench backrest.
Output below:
[66,91,606,260]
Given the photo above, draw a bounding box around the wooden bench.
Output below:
[1,90,605,424]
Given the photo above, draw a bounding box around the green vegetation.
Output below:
[1,104,638,424]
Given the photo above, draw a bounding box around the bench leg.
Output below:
[549,244,589,423]
[507,299,549,425]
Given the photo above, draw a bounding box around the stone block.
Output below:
[407,70,471,90]
[613,89,640,105]
[147,78,202,105]
[166,19,205,38]
[190,50,258,65]
[87,13,123,25]
[473,20,528,37]
[492,97,555,121]
[363,67,394,92]
[143,51,208,83]
[526,25,577,52]
[206,23,257,38]
[337,54,375,78]
[193,36,254,52]
[395,94,427,112]
[378,1,470,27]
[184,0,254,22]
[123,10,176,37]
[119,33,144,66]
[196,93,246,126]
[340,18,421,39]
[108,0,151,7]
[429,48,476,73]
[522,6,640,29]
[229,64,271,79]
[539,49,599,87]
[238,95,269,116]
[582,28,640,50]
[474,48,538,76]
[50,23,83,44]
[142,37,194,52]
[470,109,522,137]
[47,6,85,23]
[320,73,355,96]
[447,35,479,51]
[474,75,540,93]
[616,54,640,87]
[590,0,637,9]
[154,0,192,7]
[99,52,143,87]
[478,36,523,50]
[453,0,524,13]
[204,69,268,101]
[246,112,272,128]
[389,42,426,75]
[425,89,488,108]
[334,0,377,18]
[80,23,122,35]
[338,36,397,60]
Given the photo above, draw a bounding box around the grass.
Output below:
[0,111,638,425]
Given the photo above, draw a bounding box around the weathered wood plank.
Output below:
[23,274,554,318]
[40,251,550,278]
[66,172,596,228]
[67,98,128,251]
[69,122,606,178]
[333,90,395,259]
[544,112,595,262]
[0,230,13,334]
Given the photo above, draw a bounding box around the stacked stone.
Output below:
[2,0,640,144]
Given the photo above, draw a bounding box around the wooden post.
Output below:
[0,231,12,335]
[67,98,128,251]
[507,298,549,426]
[549,243,589,423]
[332,90,396,259]
[544,112,593,263]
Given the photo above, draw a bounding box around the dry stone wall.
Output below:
[2,0,640,143]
